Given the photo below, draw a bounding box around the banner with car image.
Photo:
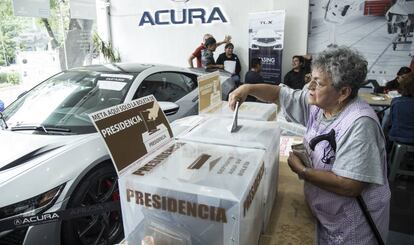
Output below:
[248,10,285,84]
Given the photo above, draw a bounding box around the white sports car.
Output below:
[0,63,234,245]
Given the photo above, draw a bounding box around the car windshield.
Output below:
[2,70,136,134]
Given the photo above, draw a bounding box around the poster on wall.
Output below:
[69,0,97,20]
[307,0,414,83]
[248,10,286,84]
[12,0,50,18]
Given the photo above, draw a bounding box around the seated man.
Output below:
[0,99,4,112]
[201,37,224,70]
[283,55,306,89]
[244,58,265,101]
[216,43,242,86]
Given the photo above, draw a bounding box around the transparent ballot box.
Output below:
[176,117,280,230]
[120,140,266,245]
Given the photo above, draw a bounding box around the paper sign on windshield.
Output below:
[198,71,222,114]
[89,95,173,174]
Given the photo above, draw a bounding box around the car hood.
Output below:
[0,130,89,175]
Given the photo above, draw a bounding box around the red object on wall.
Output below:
[364,0,392,16]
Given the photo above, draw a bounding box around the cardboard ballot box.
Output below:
[120,140,266,245]
[176,117,281,230]
[197,71,277,122]
[89,95,268,245]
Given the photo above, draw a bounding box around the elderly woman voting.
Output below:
[228,46,390,245]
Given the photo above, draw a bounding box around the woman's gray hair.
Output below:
[312,46,367,99]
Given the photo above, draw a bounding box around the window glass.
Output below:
[134,72,196,102]
[0,0,104,108]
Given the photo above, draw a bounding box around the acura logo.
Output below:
[14,219,22,226]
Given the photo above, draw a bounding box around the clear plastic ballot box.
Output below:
[120,140,266,245]
[89,96,268,245]
[175,117,281,230]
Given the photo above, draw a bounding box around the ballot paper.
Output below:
[228,101,241,133]
[224,60,236,74]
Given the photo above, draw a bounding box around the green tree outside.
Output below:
[0,0,29,65]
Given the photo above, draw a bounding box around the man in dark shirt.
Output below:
[245,58,264,84]
[216,43,242,86]
[244,58,265,101]
[283,55,306,89]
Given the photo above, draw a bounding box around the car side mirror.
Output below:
[159,101,180,116]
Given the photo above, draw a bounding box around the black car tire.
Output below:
[61,163,123,245]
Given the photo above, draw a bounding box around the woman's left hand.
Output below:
[287,152,306,175]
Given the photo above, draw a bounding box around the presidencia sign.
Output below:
[89,95,173,174]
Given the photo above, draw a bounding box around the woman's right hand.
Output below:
[228,84,250,110]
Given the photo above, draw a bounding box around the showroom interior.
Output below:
[0,0,414,244]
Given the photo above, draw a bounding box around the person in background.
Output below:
[245,58,265,84]
[188,34,231,68]
[386,66,411,92]
[0,99,4,112]
[283,55,307,89]
[388,73,414,145]
[376,66,411,93]
[216,43,242,86]
[244,58,265,102]
[201,37,224,70]
[229,46,390,244]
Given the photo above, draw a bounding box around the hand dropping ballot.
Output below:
[228,101,241,133]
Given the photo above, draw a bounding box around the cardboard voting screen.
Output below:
[89,95,173,174]
[197,72,277,121]
[197,71,222,114]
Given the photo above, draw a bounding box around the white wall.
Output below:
[272,0,309,79]
[105,0,308,82]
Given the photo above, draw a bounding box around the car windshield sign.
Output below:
[2,70,136,134]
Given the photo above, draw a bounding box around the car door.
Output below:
[133,71,198,122]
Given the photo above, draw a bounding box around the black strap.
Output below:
[356,195,385,245]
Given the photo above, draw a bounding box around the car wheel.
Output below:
[61,163,123,245]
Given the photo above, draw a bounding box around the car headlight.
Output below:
[0,183,65,220]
